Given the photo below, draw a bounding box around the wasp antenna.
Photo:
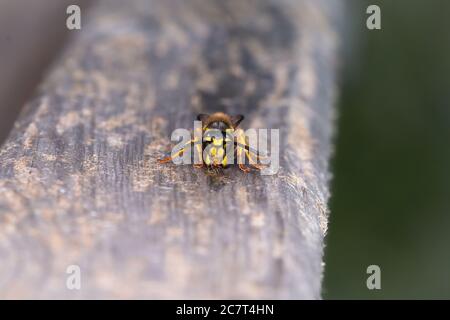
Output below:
[197,114,210,122]
[230,115,244,128]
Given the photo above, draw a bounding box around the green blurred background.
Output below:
[324,0,450,298]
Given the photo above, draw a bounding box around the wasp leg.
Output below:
[245,149,266,170]
[236,142,249,172]
[235,142,268,161]
[235,141,248,173]
[193,142,204,168]
[157,147,187,164]
[157,156,173,164]
[234,142,266,172]
[238,163,251,173]
[158,138,200,164]
[233,129,266,173]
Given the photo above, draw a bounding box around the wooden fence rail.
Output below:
[0,0,341,299]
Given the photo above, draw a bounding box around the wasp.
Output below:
[158,112,266,172]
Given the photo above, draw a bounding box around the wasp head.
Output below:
[197,112,244,131]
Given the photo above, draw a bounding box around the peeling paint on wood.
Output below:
[0,0,341,299]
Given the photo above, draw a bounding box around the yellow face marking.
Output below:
[200,127,237,167]
[205,146,225,166]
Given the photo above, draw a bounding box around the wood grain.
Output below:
[0,0,341,299]
[0,0,91,143]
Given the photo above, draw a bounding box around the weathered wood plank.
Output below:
[0,0,341,299]
[0,0,91,143]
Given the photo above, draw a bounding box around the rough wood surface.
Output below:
[0,0,91,143]
[0,0,340,299]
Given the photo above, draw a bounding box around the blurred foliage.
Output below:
[324,0,450,299]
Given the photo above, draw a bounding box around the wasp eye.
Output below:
[209,121,229,131]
